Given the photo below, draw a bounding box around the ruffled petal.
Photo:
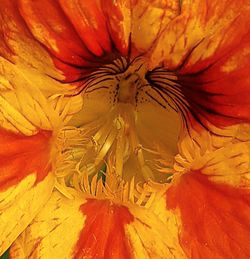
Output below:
[150,0,250,127]
[0,129,54,255]
[10,190,186,259]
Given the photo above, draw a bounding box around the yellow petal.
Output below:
[0,60,83,133]
[10,188,186,259]
[10,191,88,259]
[176,126,250,188]
[0,173,54,256]
[150,0,250,69]
[131,0,180,53]
[0,128,54,255]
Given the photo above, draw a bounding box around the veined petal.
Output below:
[3,0,182,83]
[150,0,250,127]
[0,129,54,255]
[151,0,250,68]
[176,129,250,185]
[14,0,124,82]
[0,80,82,135]
[10,188,186,259]
[58,0,112,57]
[18,0,94,64]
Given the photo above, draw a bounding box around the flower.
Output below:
[0,0,250,258]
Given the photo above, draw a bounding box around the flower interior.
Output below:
[54,56,183,199]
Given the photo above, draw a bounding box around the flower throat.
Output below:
[54,57,182,200]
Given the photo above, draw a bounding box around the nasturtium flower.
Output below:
[0,0,250,258]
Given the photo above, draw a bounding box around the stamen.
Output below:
[53,57,183,203]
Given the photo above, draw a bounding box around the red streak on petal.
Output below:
[15,0,122,83]
[101,0,130,56]
[178,9,250,127]
[74,199,134,259]
[59,0,112,57]
[0,129,52,190]
[18,0,94,66]
[167,172,250,259]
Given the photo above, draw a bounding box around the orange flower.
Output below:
[0,1,250,258]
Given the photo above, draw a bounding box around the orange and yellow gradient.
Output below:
[0,0,250,258]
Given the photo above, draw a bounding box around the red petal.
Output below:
[59,0,113,57]
[0,128,52,190]
[18,0,92,64]
[100,0,131,56]
[75,199,134,259]
[179,8,250,127]
[0,128,54,255]
[167,171,250,259]
[2,0,123,82]
[151,0,250,128]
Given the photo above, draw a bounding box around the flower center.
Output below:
[54,57,182,198]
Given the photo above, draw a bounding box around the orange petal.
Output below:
[75,199,134,259]
[10,190,186,259]
[100,0,132,56]
[0,0,62,82]
[167,170,250,258]
[101,0,181,56]
[0,128,54,255]
[150,0,250,127]
[16,0,100,82]
[58,0,112,57]
[1,0,119,83]
[0,128,52,188]
[18,0,93,65]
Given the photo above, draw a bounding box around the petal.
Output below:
[58,0,112,57]
[102,0,181,56]
[0,129,54,255]
[10,191,86,259]
[167,140,250,259]
[0,76,82,134]
[0,0,63,84]
[14,0,125,81]
[176,127,250,184]
[4,0,182,83]
[18,0,93,64]
[10,190,186,259]
[167,172,250,259]
[151,0,249,68]
[150,0,250,127]
[130,0,180,54]
[100,0,132,56]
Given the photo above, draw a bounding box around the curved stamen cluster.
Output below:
[54,57,183,205]
[54,126,167,206]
